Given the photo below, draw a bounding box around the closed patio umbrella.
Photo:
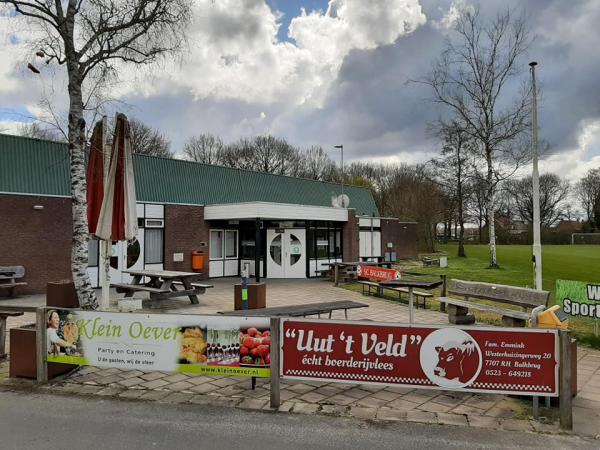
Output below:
[87,113,138,310]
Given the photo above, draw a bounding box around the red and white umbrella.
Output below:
[96,113,137,241]
[87,113,137,310]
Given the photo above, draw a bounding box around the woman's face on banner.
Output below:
[49,312,60,329]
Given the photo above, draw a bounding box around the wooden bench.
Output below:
[219,300,368,319]
[0,310,24,358]
[356,280,433,309]
[0,266,28,298]
[171,281,214,290]
[422,256,439,266]
[438,279,550,327]
[112,283,170,295]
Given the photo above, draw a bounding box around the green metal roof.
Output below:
[0,133,379,216]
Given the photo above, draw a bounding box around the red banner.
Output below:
[281,319,558,396]
[357,265,401,281]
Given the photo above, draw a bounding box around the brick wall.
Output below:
[0,194,72,293]
[164,204,209,279]
[380,219,418,260]
[342,209,359,261]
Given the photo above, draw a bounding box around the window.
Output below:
[225,230,238,258]
[144,228,163,264]
[316,229,329,258]
[210,230,223,259]
[88,240,99,267]
[211,229,238,260]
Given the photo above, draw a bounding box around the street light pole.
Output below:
[530,61,543,291]
[334,144,344,202]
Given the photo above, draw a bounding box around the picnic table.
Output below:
[0,266,28,298]
[324,261,393,286]
[219,300,368,320]
[113,269,213,306]
[379,279,443,324]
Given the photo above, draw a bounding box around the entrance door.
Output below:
[109,237,143,283]
[267,229,306,278]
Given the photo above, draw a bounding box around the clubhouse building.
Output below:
[0,134,417,293]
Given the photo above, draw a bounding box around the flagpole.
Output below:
[530,62,543,291]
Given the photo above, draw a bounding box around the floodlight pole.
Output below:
[530,61,543,291]
[334,145,344,201]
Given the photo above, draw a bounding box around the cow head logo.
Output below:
[420,328,482,388]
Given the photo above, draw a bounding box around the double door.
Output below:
[109,237,143,283]
[266,229,306,278]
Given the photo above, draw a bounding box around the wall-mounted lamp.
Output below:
[33,205,44,211]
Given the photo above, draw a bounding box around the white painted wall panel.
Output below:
[209,260,224,277]
[240,260,264,278]
[87,267,99,288]
[224,260,238,276]
[145,204,164,219]
[205,202,348,222]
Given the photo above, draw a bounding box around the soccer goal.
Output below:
[571,233,600,245]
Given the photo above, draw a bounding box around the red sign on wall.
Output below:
[357,265,401,281]
[281,319,558,396]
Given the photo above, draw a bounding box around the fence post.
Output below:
[35,307,48,383]
[559,330,573,430]
[334,264,339,287]
[270,317,281,409]
[440,274,447,313]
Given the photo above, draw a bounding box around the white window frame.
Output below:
[224,230,238,260]
[210,229,238,261]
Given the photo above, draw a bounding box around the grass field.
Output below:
[341,244,600,348]
[415,244,600,347]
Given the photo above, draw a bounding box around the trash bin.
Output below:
[191,250,204,272]
[234,283,266,310]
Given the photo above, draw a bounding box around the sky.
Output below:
[1,0,600,182]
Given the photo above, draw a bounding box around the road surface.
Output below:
[0,390,594,449]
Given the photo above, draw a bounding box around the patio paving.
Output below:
[1,278,599,438]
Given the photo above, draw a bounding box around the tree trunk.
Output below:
[67,60,98,310]
[485,144,498,268]
[457,182,466,258]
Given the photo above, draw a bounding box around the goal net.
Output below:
[571,233,600,245]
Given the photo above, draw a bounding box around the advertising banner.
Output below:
[357,265,401,281]
[45,309,271,377]
[281,319,558,396]
[556,279,600,319]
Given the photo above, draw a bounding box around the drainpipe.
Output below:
[255,217,261,282]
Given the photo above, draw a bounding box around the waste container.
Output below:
[234,283,266,310]
[191,250,204,272]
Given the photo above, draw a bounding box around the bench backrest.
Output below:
[0,265,25,279]
[448,279,549,308]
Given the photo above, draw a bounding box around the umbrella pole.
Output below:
[99,240,111,311]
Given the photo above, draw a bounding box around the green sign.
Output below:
[45,309,271,377]
[556,279,600,319]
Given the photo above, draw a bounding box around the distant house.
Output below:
[495,214,528,235]
[555,220,583,232]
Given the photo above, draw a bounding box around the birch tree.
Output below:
[3,0,190,308]
[422,8,531,267]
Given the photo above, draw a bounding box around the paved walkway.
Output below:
[2,279,599,439]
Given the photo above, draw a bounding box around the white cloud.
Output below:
[116,0,426,107]
[431,0,472,30]
[0,119,23,134]
[540,119,600,181]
